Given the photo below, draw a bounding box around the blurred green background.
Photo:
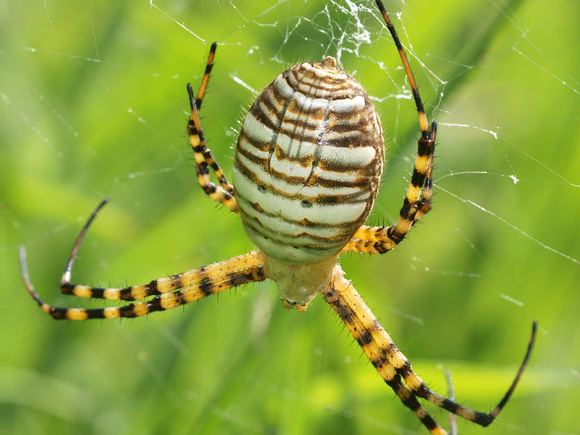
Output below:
[2,0,579,434]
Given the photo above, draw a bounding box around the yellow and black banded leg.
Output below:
[189,42,236,198]
[60,251,264,302]
[324,267,537,433]
[344,1,438,255]
[21,250,265,320]
[55,199,260,300]
[325,269,445,434]
[186,42,238,213]
[342,123,435,254]
[19,199,265,320]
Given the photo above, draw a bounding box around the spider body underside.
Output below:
[20,1,536,433]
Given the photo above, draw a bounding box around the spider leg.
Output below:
[187,42,238,212]
[193,41,217,112]
[344,1,437,255]
[341,123,434,255]
[60,251,263,301]
[55,199,260,300]
[21,245,264,320]
[191,42,236,196]
[324,267,446,434]
[324,266,536,432]
[20,199,265,320]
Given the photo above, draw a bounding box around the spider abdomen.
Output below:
[233,57,385,264]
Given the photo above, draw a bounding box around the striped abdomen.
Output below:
[232,57,385,264]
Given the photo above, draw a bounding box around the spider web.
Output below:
[3,0,579,434]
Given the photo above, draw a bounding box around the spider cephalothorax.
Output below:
[20,1,535,433]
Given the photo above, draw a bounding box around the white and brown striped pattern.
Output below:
[233,56,384,264]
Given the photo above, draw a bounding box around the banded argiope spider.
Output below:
[20,1,536,433]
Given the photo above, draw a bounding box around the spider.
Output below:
[20,1,536,433]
